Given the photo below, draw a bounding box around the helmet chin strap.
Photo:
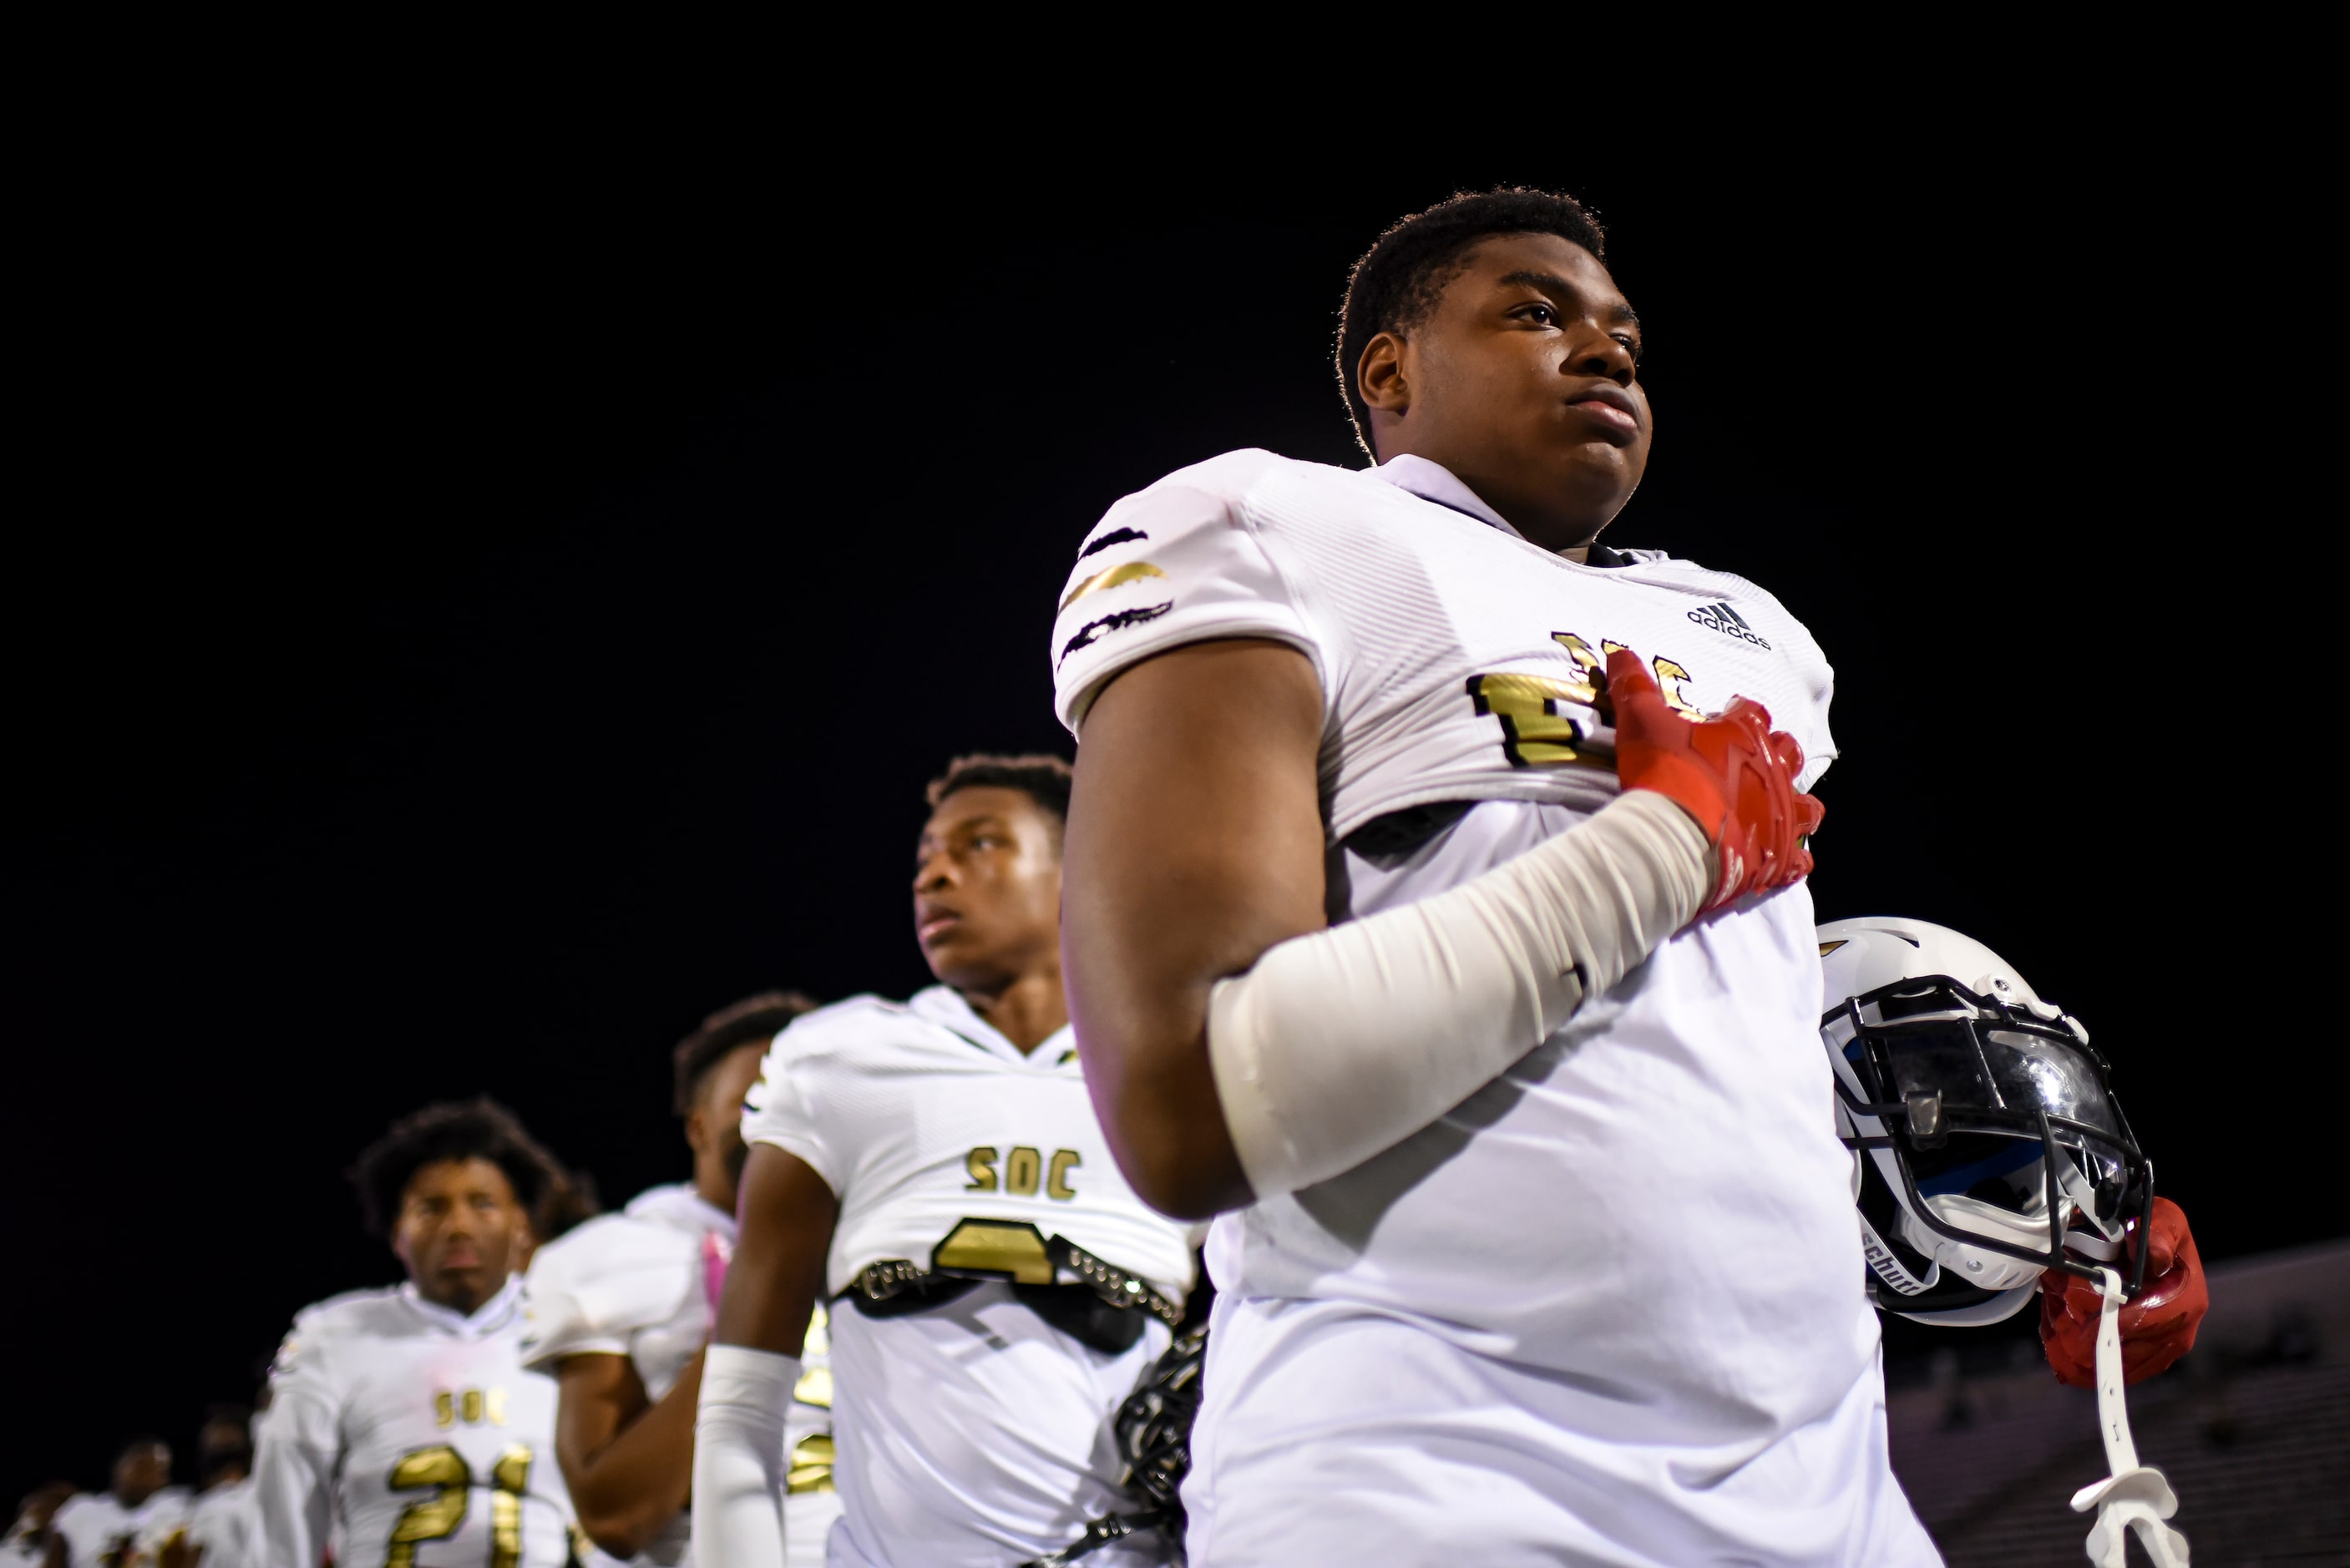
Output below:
[2069,1267,2190,1566]
[1902,1187,2054,1292]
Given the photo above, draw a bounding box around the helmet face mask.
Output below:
[1825,970,2153,1297]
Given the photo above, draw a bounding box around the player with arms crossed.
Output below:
[1056,188,1933,1564]
[694,756,1197,1568]
[252,1100,580,1568]
[521,991,839,1566]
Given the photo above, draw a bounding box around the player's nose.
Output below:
[1567,326,1636,385]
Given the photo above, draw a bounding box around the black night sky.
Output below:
[6,125,2312,1502]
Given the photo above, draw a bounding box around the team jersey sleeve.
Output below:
[1051,456,1327,734]
[741,1015,845,1194]
[518,1223,632,1368]
[519,1216,699,1370]
[251,1323,342,1568]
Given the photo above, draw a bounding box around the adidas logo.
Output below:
[1686,601,1771,649]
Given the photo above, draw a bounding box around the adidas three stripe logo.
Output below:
[1686,601,1772,649]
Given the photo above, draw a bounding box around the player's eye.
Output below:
[1517,303,1559,326]
[1613,332,1643,364]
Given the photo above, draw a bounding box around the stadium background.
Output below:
[7,108,2322,1550]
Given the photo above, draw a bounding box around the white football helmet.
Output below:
[1819,917,2153,1323]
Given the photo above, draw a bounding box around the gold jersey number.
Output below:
[387,1443,533,1567]
[1467,634,1702,768]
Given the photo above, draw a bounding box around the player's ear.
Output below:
[1357,331,1411,416]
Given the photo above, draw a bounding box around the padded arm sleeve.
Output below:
[1208,789,1710,1198]
[691,1345,798,1568]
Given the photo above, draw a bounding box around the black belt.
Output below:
[845,1222,1183,1332]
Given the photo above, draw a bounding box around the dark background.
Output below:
[6,125,2313,1503]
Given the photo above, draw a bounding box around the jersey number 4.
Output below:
[387,1443,532,1568]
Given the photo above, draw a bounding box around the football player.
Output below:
[149,1406,257,1566]
[694,756,1198,1567]
[49,1439,187,1567]
[521,990,838,1566]
[1816,918,2207,1380]
[251,1099,581,1568]
[6,1483,74,1568]
[1052,189,1936,1562]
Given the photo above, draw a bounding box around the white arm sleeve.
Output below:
[691,1345,798,1568]
[1209,789,1711,1198]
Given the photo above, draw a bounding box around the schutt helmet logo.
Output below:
[1687,602,1772,650]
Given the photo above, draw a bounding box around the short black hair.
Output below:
[1336,187,1608,457]
[672,991,820,1115]
[925,753,1073,824]
[348,1097,571,1239]
[196,1405,252,1482]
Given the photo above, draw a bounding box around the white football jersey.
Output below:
[521,1181,839,1567]
[52,1490,190,1568]
[141,1479,256,1568]
[252,1277,575,1568]
[743,987,1195,1567]
[1052,452,1935,1565]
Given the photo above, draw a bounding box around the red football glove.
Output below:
[2039,1196,2206,1388]
[1602,647,1825,912]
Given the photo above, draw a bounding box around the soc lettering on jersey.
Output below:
[741,986,1195,1568]
[1051,448,1835,835]
[742,988,1193,1304]
[260,1280,574,1568]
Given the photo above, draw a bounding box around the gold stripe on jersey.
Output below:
[1060,559,1167,611]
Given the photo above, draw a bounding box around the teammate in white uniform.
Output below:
[144,1406,259,1567]
[522,990,839,1567]
[1055,190,1939,1564]
[6,1484,74,1568]
[49,1442,188,1567]
[695,756,1198,1567]
[252,1100,581,1568]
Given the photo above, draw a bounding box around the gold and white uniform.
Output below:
[1051,451,1937,1566]
[522,1181,839,1567]
[252,1277,575,1568]
[743,987,1195,1567]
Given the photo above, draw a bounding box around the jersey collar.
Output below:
[400,1272,524,1338]
[1374,455,1523,539]
[1372,454,1643,567]
[909,984,1079,1069]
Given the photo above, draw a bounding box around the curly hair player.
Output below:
[251,1099,584,1568]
